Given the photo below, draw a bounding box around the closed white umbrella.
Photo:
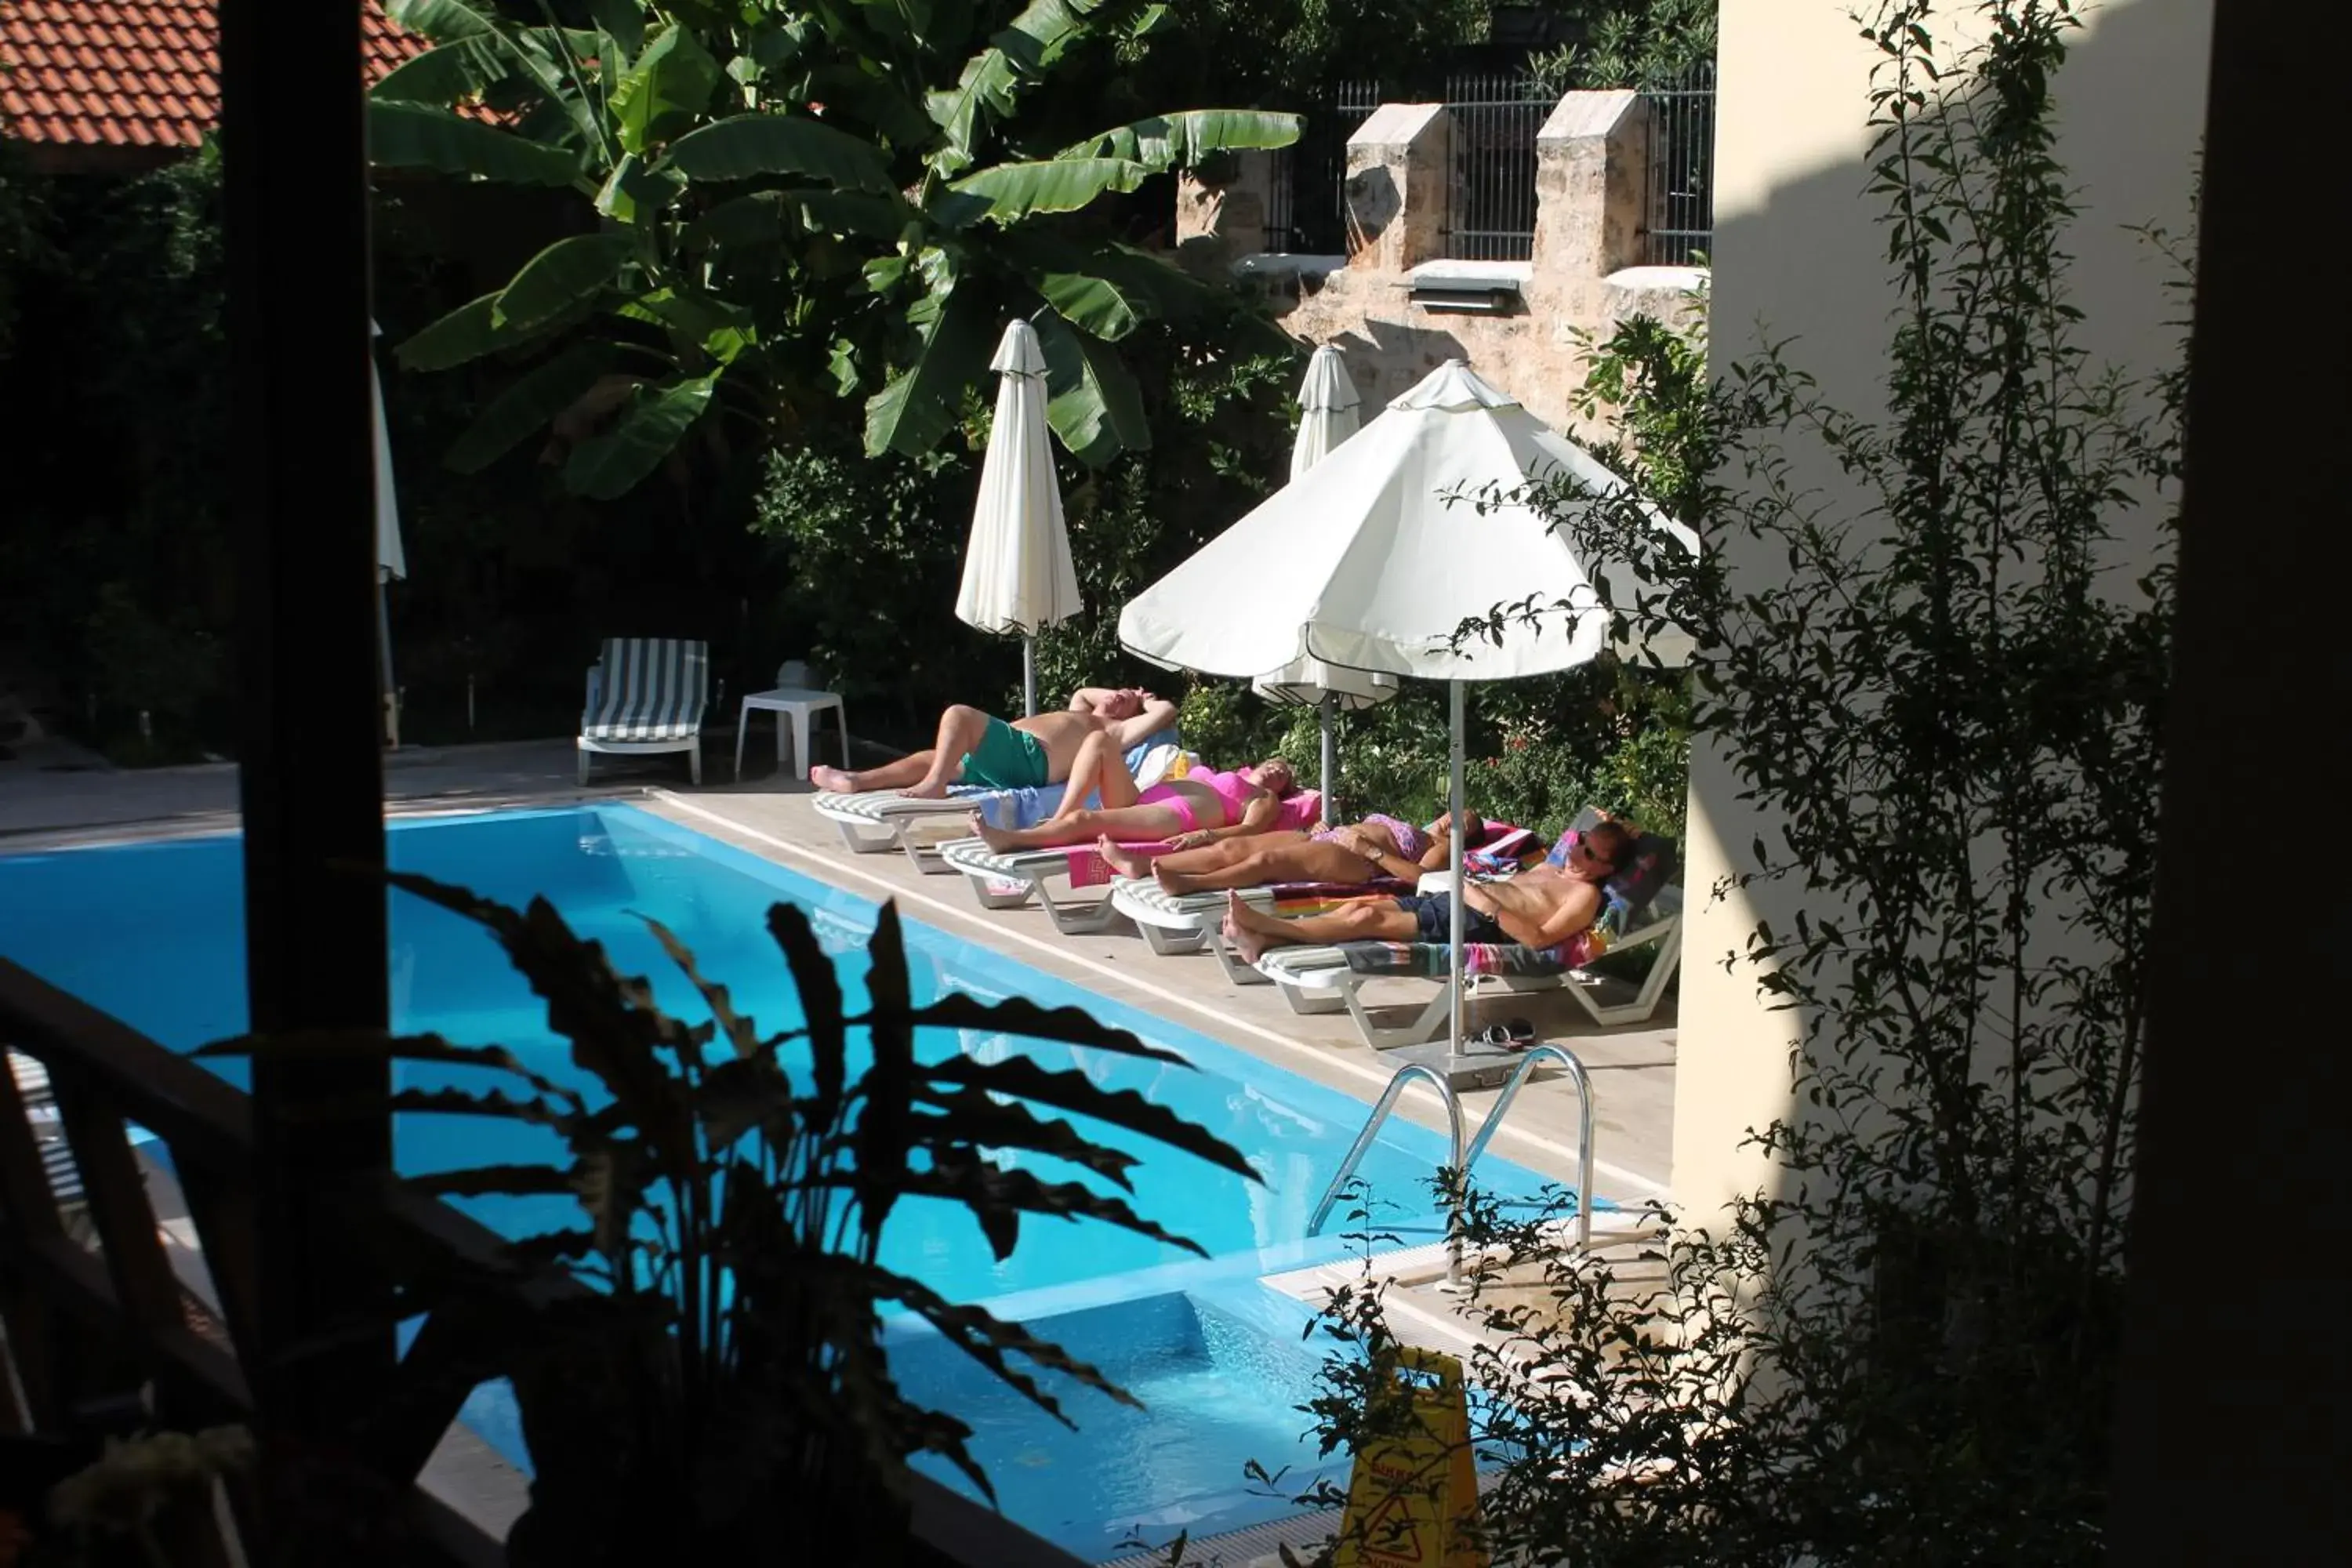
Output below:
[1290,343,1362,481]
[372,321,406,746]
[1250,655,1397,825]
[957,319,1083,715]
[1121,360,1696,1054]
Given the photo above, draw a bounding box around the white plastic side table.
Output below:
[735,686,848,781]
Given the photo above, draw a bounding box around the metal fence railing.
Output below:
[1262,59,1717,267]
[1265,82,1380,255]
[1439,72,1552,263]
[1644,59,1718,264]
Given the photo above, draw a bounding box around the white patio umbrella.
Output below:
[372,321,407,745]
[1291,342,1363,481]
[1250,655,1397,826]
[1120,359,1696,1054]
[956,319,1083,715]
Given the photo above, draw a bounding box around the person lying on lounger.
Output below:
[808,686,1178,800]
[1221,819,1635,964]
[1095,810,1481,893]
[969,724,1308,853]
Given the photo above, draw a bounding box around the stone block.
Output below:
[1345,102,1452,273]
[1534,90,1655,281]
[1174,150,1277,275]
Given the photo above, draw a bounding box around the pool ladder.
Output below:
[1307,1044,1598,1264]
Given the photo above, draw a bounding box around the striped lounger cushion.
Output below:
[582,637,707,742]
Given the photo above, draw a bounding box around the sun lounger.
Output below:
[934,784,1335,930]
[1104,822,1544,975]
[935,838,1132,933]
[1108,876,1402,983]
[811,730,1179,873]
[576,636,711,786]
[1254,885,1686,1048]
[7,1047,84,1210]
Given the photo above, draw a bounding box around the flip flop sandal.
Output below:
[1502,1017,1538,1051]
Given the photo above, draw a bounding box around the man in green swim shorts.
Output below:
[808,686,1180,799]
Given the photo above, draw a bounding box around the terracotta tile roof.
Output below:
[0,0,430,150]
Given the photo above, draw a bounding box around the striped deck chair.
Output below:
[578,637,710,786]
[7,1048,85,1212]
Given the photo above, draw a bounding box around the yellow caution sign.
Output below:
[1334,1346,1486,1568]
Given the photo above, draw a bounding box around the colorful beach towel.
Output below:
[1339,939,1575,981]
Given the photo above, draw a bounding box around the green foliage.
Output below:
[751,432,1003,730]
[754,335,1304,735]
[83,583,227,745]
[1295,4,2186,1561]
[1160,663,1688,841]
[1567,291,1716,525]
[0,151,232,760]
[1527,0,1718,93]
[1123,0,1493,108]
[1025,343,1302,707]
[0,134,49,358]
[375,0,1301,495]
[204,872,1255,1563]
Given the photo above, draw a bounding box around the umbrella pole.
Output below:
[1448,680,1466,1053]
[1319,692,1339,825]
[1022,636,1037,718]
[376,576,397,750]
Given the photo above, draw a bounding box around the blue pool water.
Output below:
[0,806,1558,1553]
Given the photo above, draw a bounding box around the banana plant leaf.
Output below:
[368,100,582,187]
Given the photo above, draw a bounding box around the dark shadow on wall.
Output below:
[1675,0,2209,1229]
[1326,319,1474,408]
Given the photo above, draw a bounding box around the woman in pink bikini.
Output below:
[967,727,1309,855]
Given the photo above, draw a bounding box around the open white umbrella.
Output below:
[1290,343,1362,481]
[1250,655,1397,826]
[372,321,407,745]
[957,319,1083,715]
[1121,359,1696,1053]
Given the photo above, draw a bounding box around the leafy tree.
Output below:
[0,150,233,757]
[0,133,49,359]
[1528,0,1717,91]
[372,0,1301,497]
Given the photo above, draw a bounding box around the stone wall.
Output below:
[1176,90,1707,437]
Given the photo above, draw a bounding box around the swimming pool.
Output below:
[0,806,1557,1554]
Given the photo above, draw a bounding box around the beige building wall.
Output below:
[1671,0,2213,1221]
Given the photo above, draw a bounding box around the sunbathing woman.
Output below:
[1096,811,1481,893]
[968,728,1309,853]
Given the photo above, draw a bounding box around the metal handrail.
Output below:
[1461,1043,1597,1253]
[1308,1064,1466,1238]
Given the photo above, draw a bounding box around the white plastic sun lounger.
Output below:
[578,636,710,786]
[811,732,1181,875]
[934,838,1131,933]
[1105,823,1540,967]
[1107,877,1286,980]
[811,786,1015,873]
[1254,887,1686,1050]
